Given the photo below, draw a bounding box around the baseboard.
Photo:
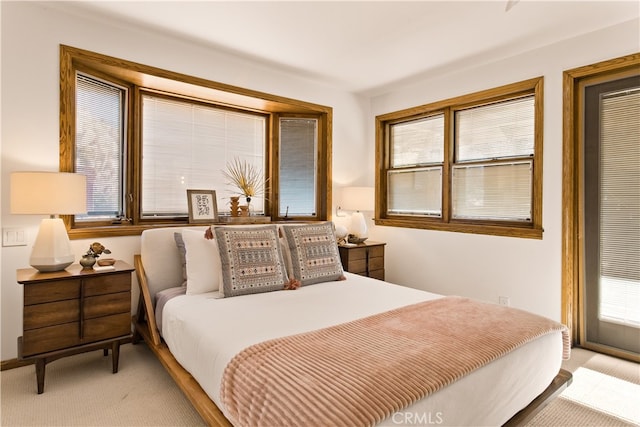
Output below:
[1,358,33,371]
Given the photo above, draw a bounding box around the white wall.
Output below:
[0,1,369,361]
[366,18,640,321]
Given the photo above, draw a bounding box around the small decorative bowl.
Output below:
[97,258,116,266]
[347,234,368,244]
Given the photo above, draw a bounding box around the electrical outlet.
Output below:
[2,228,27,247]
[498,296,510,306]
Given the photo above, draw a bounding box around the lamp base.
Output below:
[349,211,368,242]
[30,260,74,272]
[29,218,75,272]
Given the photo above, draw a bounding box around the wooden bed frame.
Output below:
[132,254,572,427]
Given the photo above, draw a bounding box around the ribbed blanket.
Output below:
[220,296,570,427]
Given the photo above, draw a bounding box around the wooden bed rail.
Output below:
[133,254,161,346]
[132,254,232,426]
[503,369,572,426]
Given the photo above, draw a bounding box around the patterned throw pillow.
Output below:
[215,225,289,298]
[281,222,345,286]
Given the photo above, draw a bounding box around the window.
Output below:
[140,94,267,218]
[279,117,318,217]
[387,114,444,216]
[59,45,332,237]
[75,74,126,221]
[452,96,535,221]
[596,86,640,329]
[376,77,543,239]
[582,74,640,355]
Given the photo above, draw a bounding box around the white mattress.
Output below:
[161,273,563,426]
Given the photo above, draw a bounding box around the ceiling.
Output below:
[56,1,639,95]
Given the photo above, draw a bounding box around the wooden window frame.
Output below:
[59,45,332,238]
[375,77,544,239]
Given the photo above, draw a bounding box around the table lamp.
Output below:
[340,186,374,242]
[11,172,87,272]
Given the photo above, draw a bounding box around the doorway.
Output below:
[563,53,640,362]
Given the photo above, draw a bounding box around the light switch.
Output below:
[2,228,27,247]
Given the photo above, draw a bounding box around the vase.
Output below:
[230,196,240,217]
[245,196,251,216]
[80,255,96,269]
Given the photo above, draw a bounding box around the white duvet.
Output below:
[162,273,563,426]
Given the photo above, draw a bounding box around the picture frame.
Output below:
[187,189,218,224]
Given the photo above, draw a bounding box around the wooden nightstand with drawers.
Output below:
[338,241,386,280]
[17,261,134,393]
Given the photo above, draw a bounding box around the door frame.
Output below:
[562,52,640,362]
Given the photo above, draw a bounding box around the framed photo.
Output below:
[187,189,218,224]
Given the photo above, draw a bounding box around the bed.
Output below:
[132,224,572,427]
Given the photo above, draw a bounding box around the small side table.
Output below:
[17,261,134,393]
[338,241,386,280]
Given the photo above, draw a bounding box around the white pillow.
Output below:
[182,228,222,295]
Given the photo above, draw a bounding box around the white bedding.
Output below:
[161,273,563,426]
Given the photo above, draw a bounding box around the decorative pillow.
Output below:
[182,228,222,295]
[281,222,345,286]
[279,234,294,279]
[215,225,289,298]
[173,232,187,287]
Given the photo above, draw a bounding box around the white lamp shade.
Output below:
[11,172,87,215]
[340,186,374,212]
[10,172,87,272]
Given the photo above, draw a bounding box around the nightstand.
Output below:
[338,241,385,280]
[17,261,134,394]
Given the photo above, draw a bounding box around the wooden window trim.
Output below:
[59,45,332,238]
[375,77,544,239]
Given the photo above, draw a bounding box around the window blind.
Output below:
[279,118,317,216]
[599,88,640,327]
[142,95,266,217]
[452,161,532,221]
[456,96,534,162]
[75,74,125,220]
[390,114,444,167]
[388,167,442,216]
[452,95,535,221]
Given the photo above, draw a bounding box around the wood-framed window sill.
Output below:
[374,218,543,240]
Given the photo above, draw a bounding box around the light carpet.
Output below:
[525,348,639,427]
[1,344,638,426]
[1,343,203,426]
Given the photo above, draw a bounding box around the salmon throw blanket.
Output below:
[220,296,570,427]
